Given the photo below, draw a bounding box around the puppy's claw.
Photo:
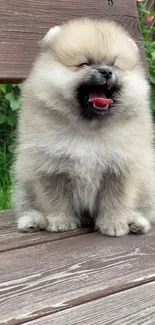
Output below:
[129,215,150,234]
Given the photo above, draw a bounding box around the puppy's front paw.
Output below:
[18,210,48,232]
[46,214,80,232]
[129,213,150,234]
[96,215,129,237]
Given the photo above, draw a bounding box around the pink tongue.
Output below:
[89,97,113,107]
[88,91,113,109]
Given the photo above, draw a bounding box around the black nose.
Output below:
[99,68,113,80]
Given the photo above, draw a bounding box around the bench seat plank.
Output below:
[0,226,155,324]
[20,281,155,325]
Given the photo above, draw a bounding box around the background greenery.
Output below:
[0,1,155,209]
[0,84,20,209]
[137,0,155,116]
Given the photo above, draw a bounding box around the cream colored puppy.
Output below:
[14,18,155,236]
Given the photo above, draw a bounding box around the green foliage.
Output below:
[0,84,21,209]
[0,186,12,210]
[137,0,155,112]
[137,0,155,85]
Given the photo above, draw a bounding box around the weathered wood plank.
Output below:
[19,281,155,325]
[0,0,146,81]
[0,211,92,252]
[0,229,155,324]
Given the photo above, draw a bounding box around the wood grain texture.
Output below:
[0,0,146,81]
[1,229,155,324]
[20,281,155,325]
[0,211,92,252]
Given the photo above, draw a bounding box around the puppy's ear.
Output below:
[39,26,61,49]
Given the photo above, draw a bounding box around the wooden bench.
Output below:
[0,1,155,324]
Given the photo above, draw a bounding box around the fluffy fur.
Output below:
[14,18,155,236]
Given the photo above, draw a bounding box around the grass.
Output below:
[0,122,14,210]
[0,145,13,210]
[0,186,12,210]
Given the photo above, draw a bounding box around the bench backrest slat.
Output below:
[0,0,146,82]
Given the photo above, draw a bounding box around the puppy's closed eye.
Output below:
[77,62,91,68]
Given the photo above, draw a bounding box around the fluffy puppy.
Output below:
[14,18,155,236]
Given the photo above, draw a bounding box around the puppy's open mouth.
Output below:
[88,89,113,111]
[77,83,116,119]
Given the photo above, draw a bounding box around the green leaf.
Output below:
[0,84,7,93]
[10,98,20,110]
[5,92,20,110]
[146,12,155,17]
[151,52,155,60]
[6,84,13,93]
[0,114,6,124]
[151,86,155,111]
[6,111,16,126]
[137,3,146,12]
[0,151,5,157]
[150,75,155,85]
[151,98,155,111]
[5,92,14,102]
[12,84,20,88]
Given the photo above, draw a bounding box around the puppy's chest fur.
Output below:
[72,156,102,215]
[50,143,104,215]
[42,130,129,215]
